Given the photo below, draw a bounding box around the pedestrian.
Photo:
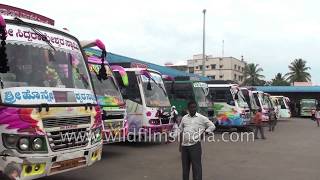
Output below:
[311,109,316,121]
[268,113,276,132]
[254,108,266,139]
[179,100,216,180]
[315,106,320,127]
[171,106,179,125]
[167,106,179,143]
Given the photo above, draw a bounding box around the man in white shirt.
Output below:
[179,101,215,180]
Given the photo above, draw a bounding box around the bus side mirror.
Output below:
[120,87,128,99]
[147,79,152,91]
[234,94,239,100]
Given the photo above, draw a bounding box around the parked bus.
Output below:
[164,80,213,119]
[271,96,291,118]
[240,88,259,123]
[208,84,250,128]
[300,99,318,117]
[112,66,173,137]
[270,96,280,119]
[252,91,277,122]
[240,88,259,111]
[0,4,102,179]
[81,41,128,143]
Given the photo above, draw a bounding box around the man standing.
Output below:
[254,108,266,139]
[179,101,215,180]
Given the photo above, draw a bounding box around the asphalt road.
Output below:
[41,118,320,180]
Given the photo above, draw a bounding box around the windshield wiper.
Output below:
[14,17,56,51]
[149,77,167,96]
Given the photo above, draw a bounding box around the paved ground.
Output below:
[42,118,320,180]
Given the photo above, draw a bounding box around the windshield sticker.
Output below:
[193,82,208,88]
[3,88,55,104]
[97,96,122,107]
[5,24,80,51]
[1,87,96,104]
[74,92,96,103]
[88,64,112,77]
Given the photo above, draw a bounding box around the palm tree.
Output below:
[285,58,311,83]
[271,73,290,86]
[242,63,265,86]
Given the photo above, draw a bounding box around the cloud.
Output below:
[3,0,320,82]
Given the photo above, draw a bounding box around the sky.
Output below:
[3,0,320,83]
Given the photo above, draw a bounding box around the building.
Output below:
[187,54,246,83]
[292,82,313,86]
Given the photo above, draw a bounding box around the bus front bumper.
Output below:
[2,143,102,180]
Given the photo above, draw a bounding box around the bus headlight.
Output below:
[32,138,43,151]
[3,134,19,148]
[19,138,30,151]
[3,134,47,153]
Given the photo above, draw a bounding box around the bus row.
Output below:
[0,4,292,180]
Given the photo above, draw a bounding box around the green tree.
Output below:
[285,58,311,83]
[242,63,265,86]
[271,73,290,86]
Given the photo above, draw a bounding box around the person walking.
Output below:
[268,113,277,132]
[171,106,179,125]
[315,106,320,127]
[254,108,266,139]
[311,108,316,121]
[179,101,215,180]
[167,106,179,143]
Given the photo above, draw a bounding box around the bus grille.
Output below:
[47,128,89,151]
[43,116,91,128]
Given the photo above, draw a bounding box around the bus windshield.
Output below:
[3,39,91,90]
[241,89,257,109]
[301,100,316,108]
[262,94,272,108]
[193,87,207,107]
[253,93,261,107]
[89,64,124,106]
[209,87,233,103]
[165,82,194,102]
[278,97,288,108]
[141,72,170,107]
[235,90,248,108]
[193,82,208,107]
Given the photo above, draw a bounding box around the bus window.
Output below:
[114,71,142,104]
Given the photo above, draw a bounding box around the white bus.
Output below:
[113,67,173,138]
[271,96,291,118]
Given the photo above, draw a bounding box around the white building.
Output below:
[187,54,246,83]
